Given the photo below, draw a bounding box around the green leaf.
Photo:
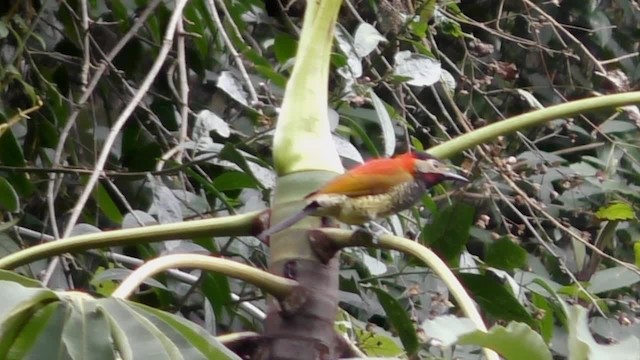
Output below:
[423,202,474,266]
[531,293,553,343]
[212,171,260,191]
[201,272,232,320]
[7,303,69,359]
[127,301,242,359]
[0,282,58,357]
[98,298,182,359]
[371,288,419,356]
[0,120,32,196]
[0,269,42,288]
[595,202,635,221]
[634,242,640,268]
[62,297,114,360]
[355,327,403,357]
[94,182,123,224]
[459,273,535,325]
[0,177,19,212]
[458,322,552,360]
[485,237,527,270]
[568,305,640,360]
[274,33,298,64]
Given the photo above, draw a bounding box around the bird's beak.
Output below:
[442,171,469,183]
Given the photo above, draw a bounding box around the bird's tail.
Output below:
[257,202,320,241]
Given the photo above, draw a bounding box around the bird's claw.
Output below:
[353,223,380,244]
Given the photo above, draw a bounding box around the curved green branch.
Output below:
[430,91,640,159]
[112,254,296,300]
[321,228,499,360]
[0,211,262,269]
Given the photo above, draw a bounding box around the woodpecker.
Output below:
[259,152,468,239]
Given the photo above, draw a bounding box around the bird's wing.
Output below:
[310,158,413,197]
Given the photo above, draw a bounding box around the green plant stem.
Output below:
[112,254,296,299]
[321,228,499,360]
[272,0,343,175]
[0,211,261,269]
[429,92,640,159]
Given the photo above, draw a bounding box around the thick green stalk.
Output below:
[272,0,343,175]
[0,211,261,269]
[112,254,296,299]
[430,91,640,159]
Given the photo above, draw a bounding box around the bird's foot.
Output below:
[353,223,381,244]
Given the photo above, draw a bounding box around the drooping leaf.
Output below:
[368,90,396,157]
[334,25,362,78]
[531,293,554,343]
[94,182,123,224]
[371,288,419,356]
[0,177,19,212]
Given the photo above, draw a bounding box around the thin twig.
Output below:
[80,0,90,91]
[207,0,259,105]
[42,0,190,286]
[523,0,607,76]
[486,173,605,315]
[46,0,163,242]
[176,19,190,155]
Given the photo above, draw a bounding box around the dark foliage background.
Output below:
[1,0,639,358]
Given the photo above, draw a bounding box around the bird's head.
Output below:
[407,152,469,186]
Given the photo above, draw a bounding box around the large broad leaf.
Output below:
[0,274,241,360]
[568,305,640,360]
[458,322,552,360]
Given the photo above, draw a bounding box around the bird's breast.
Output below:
[310,180,427,225]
